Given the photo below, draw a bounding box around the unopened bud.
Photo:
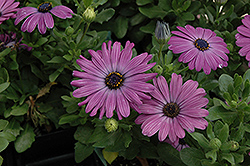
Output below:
[83,7,96,23]
[65,26,74,35]
[209,138,221,150]
[229,141,239,151]
[155,21,171,45]
[105,118,118,132]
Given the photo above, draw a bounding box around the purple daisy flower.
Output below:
[0,32,32,51]
[0,0,20,24]
[165,138,190,151]
[71,41,157,120]
[14,2,74,34]
[168,25,229,75]
[235,15,250,67]
[135,74,209,142]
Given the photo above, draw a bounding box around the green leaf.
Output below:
[36,37,48,46]
[157,143,186,166]
[140,20,155,34]
[83,0,93,7]
[74,123,94,144]
[0,48,11,58]
[87,126,108,143]
[230,122,245,142]
[136,0,153,6]
[93,129,121,148]
[0,120,8,131]
[47,56,67,64]
[218,74,234,93]
[49,66,64,82]
[217,123,229,143]
[95,8,115,24]
[0,156,3,165]
[189,132,211,150]
[0,82,10,93]
[202,80,218,91]
[10,103,29,116]
[180,147,204,166]
[102,149,118,164]
[113,16,128,39]
[14,124,35,153]
[0,131,16,142]
[182,12,195,21]
[74,142,94,163]
[139,5,168,19]
[207,106,237,125]
[206,122,215,140]
[221,153,235,165]
[130,13,146,26]
[243,69,250,82]
[182,0,191,11]
[204,5,214,23]
[0,137,8,152]
[59,114,80,125]
[4,119,23,137]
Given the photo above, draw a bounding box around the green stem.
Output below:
[78,23,90,45]
[157,43,164,65]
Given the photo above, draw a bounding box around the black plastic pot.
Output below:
[1,127,101,166]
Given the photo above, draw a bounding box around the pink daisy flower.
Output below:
[235,15,250,67]
[14,2,74,34]
[135,74,209,142]
[165,138,190,151]
[71,41,157,120]
[0,0,20,24]
[168,25,229,75]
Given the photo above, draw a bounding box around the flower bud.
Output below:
[226,43,233,52]
[82,7,96,23]
[229,141,239,151]
[105,118,118,132]
[209,138,221,150]
[65,26,74,35]
[155,21,171,45]
[152,65,163,75]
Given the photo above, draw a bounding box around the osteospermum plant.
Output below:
[2,0,250,166]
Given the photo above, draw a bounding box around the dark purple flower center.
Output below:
[163,103,180,118]
[105,72,124,89]
[178,138,186,145]
[38,2,52,13]
[194,38,209,51]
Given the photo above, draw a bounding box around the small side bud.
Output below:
[229,141,239,151]
[65,26,74,35]
[105,118,118,132]
[83,7,96,23]
[155,21,171,45]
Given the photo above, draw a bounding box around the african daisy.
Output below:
[135,74,209,142]
[168,25,229,74]
[14,2,74,34]
[71,41,157,120]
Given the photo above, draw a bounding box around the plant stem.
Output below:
[136,156,149,166]
[78,22,90,45]
[158,43,164,65]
